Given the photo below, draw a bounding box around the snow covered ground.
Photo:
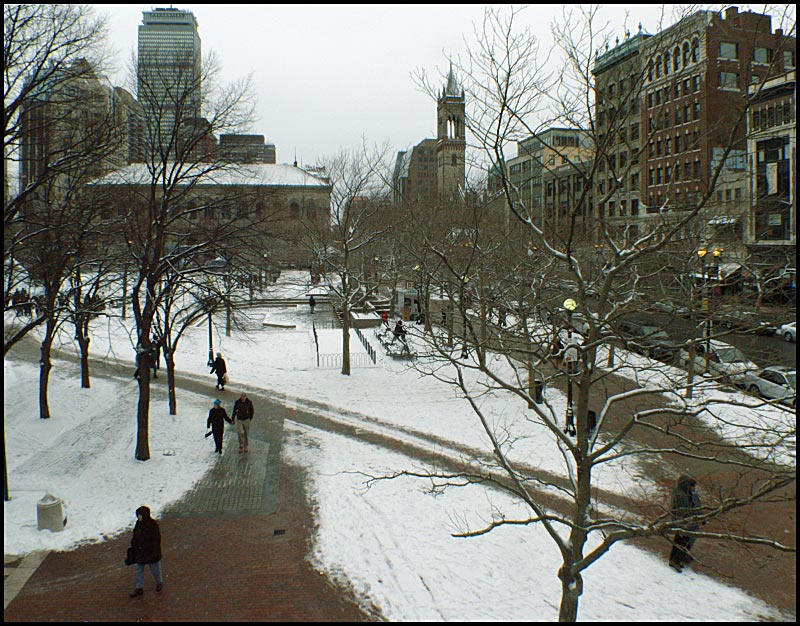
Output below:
[3,271,793,621]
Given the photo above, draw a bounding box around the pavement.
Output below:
[4,312,796,621]
[4,390,375,622]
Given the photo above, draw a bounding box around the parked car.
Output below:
[678,339,759,384]
[618,318,677,362]
[570,312,611,338]
[777,321,796,343]
[743,366,796,409]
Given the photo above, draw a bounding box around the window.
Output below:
[630,123,639,141]
[719,42,738,60]
[719,71,739,89]
[691,39,699,63]
[675,134,682,153]
[674,47,681,71]
[674,83,681,98]
[693,101,701,120]
[683,42,691,66]
[666,137,671,155]
[752,47,772,64]
[693,75,700,92]
[784,50,796,69]
[664,52,671,75]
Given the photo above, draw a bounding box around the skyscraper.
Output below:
[137,7,202,154]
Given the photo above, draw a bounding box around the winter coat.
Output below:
[210,357,227,376]
[208,406,232,431]
[670,475,701,532]
[233,398,254,421]
[130,506,162,564]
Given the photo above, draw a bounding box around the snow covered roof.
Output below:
[91,163,331,188]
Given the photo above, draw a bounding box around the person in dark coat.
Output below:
[207,398,233,454]
[393,319,407,340]
[668,475,702,572]
[232,392,255,453]
[309,295,316,314]
[128,505,163,597]
[210,352,227,390]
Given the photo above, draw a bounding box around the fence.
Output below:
[318,352,376,369]
[354,327,377,364]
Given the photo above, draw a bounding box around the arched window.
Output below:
[691,39,699,63]
[655,56,662,78]
[664,52,671,75]
[683,42,690,66]
[673,46,681,71]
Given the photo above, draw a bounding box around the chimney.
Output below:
[724,7,739,21]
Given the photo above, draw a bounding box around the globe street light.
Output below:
[563,297,578,436]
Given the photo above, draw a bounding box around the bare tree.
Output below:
[388,7,796,621]
[4,4,110,354]
[98,50,257,460]
[301,145,392,375]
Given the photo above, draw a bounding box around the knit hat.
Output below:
[214,399,221,406]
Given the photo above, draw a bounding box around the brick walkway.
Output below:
[4,392,375,622]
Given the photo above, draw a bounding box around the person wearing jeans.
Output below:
[128,505,163,597]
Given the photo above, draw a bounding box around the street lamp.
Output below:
[563,297,578,436]
[697,247,723,374]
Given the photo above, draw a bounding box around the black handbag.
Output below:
[125,547,134,566]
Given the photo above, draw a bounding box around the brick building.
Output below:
[593,6,795,259]
[393,65,466,205]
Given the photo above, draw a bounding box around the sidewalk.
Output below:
[4,396,375,622]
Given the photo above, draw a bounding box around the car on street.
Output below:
[678,339,759,384]
[743,366,796,409]
[777,321,796,343]
[618,317,678,362]
[570,312,611,338]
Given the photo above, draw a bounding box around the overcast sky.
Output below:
[96,4,792,166]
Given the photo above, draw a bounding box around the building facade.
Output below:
[393,66,466,205]
[137,8,202,154]
[437,65,466,199]
[592,6,795,259]
[747,69,796,268]
[218,135,277,164]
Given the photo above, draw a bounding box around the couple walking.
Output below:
[207,393,255,454]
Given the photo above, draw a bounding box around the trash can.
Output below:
[37,493,67,532]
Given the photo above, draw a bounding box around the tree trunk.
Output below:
[38,321,55,419]
[77,330,91,389]
[557,565,582,622]
[135,366,151,460]
[342,300,351,376]
[166,349,177,415]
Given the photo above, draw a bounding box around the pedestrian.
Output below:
[210,352,227,390]
[668,475,702,572]
[127,505,163,597]
[309,294,316,314]
[207,398,233,455]
[232,392,255,453]
[150,332,162,379]
[393,319,407,340]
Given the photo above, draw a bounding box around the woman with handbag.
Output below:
[209,352,228,390]
[127,505,163,597]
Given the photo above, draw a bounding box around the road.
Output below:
[655,314,796,368]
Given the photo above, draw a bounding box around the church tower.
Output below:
[436,64,466,199]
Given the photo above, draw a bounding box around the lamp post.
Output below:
[697,247,723,374]
[563,297,578,436]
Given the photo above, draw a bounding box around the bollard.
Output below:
[37,493,67,532]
